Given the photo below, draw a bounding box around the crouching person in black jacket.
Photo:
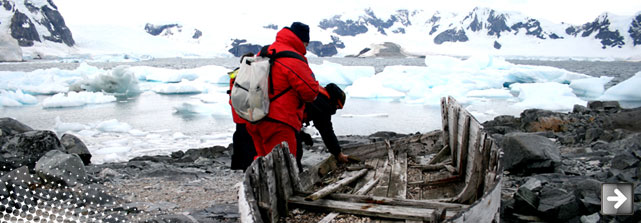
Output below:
[296,83,349,169]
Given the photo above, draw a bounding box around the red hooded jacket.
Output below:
[262,28,319,131]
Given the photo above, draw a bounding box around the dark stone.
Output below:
[493,41,501,49]
[0,130,63,170]
[228,39,263,57]
[630,14,641,46]
[501,132,561,174]
[537,187,581,221]
[144,23,180,36]
[511,19,546,39]
[82,186,117,205]
[485,10,511,38]
[514,186,539,213]
[572,104,589,114]
[434,28,469,44]
[610,151,639,170]
[40,5,75,46]
[587,100,621,110]
[60,133,91,165]
[0,117,34,139]
[2,0,13,11]
[10,10,40,46]
[308,41,338,57]
[482,115,521,135]
[567,15,625,48]
[609,107,641,131]
[192,29,202,39]
[319,15,368,36]
[35,150,87,186]
[584,128,603,143]
[519,109,566,132]
[190,203,240,222]
[0,166,41,189]
[263,24,278,30]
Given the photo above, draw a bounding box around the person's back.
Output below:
[246,22,319,159]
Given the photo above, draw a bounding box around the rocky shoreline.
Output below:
[1,101,640,222]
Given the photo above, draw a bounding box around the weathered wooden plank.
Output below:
[354,178,380,195]
[272,145,292,216]
[463,121,482,184]
[451,132,485,204]
[289,196,436,221]
[306,193,470,210]
[371,148,392,197]
[428,145,450,165]
[441,97,449,152]
[239,162,263,223]
[446,177,502,223]
[260,153,279,222]
[387,152,407,199]
[353,158,380,193]
[411,163,446,171]
[318,212,340,223]
[280,145,304,193]
[449,105,460,169]
[457,116,471,177]
[476,135,492,198]
[385,140,395,162]
[305,169,368,201]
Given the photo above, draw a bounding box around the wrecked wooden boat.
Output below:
[238,96,503,222]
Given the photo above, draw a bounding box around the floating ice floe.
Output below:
[0,89,38,107]
[42,91,117,108]
[311,60,375,85]
[599,71,641,101]
[152,79,207,94]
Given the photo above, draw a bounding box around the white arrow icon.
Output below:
[607,188,627,209]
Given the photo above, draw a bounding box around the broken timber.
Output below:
[238,96,503,222]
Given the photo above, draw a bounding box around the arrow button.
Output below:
[601,183,634,215]
[606,188,627,209]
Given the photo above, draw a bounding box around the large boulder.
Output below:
[519,109,567,132]
[60,133,92,165]
[35,150,87,186]
[537,187,581,221]
[500,132,561,174]
[0,117,34,136]
[0,130,63,170]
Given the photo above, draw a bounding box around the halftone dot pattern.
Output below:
[0,159,144,222]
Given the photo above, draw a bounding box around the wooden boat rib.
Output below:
[239,96,503,223]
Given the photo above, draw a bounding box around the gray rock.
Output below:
[60,133,91,165]
[537,187,581,221]
[587,100,621,111]
[501,132,561,174]
[0,166,40,189]
[609,107,641,131]
[519,109,565,132]
[514,186,539,213]
[0,130,63,170]
[573,104,589,114]
[584,128,603,143]
[521,177,543,191]
[611,151,639,170]
[35,150,87,186]
[580,212,600,223]
[0,117,33,136]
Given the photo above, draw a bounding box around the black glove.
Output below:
[300,131,314,146]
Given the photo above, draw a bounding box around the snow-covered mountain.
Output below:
[0,0,74,60]
[1,0,641,61]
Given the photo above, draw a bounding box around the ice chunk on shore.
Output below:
[570,76,613,98]
[42,91,116,108]
[599,71,641,101]
[511,82,586,110]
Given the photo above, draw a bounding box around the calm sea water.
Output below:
[1,58,640,163]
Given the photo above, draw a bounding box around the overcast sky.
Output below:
[56,0,641,26]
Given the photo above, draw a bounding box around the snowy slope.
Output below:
[1,0,641,60]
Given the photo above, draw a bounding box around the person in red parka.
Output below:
[245,22,320,159]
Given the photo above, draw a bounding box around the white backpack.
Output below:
[231,45,306,123]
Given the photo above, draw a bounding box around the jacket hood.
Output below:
[274,28,307,55]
